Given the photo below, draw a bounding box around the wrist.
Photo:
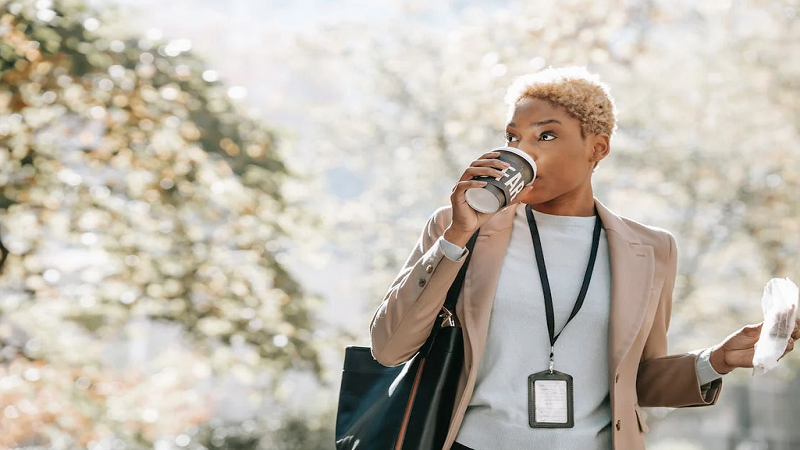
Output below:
[709,345,733,375]
[443,226,473,248]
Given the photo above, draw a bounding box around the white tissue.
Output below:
[752,277,798,376]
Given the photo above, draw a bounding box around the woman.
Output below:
[369,67,799,450]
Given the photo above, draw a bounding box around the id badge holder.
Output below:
[528,369,574,428]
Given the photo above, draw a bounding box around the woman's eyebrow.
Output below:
[530,119,561,127]
[506,119,562,128]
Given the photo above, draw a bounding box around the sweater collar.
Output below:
[478,198,641,245]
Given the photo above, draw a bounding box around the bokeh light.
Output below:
[2,0,800,449]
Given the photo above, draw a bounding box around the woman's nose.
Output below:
[516,145,537,161]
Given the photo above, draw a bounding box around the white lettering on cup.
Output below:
[494,165,517,181]
[505,172,524,199]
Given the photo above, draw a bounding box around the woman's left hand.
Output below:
[709,316,800,374]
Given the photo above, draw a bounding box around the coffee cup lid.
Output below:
[492,146,536,184]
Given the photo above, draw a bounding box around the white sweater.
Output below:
[439,206,721,449]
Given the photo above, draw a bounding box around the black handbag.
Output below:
[335,230,480,450]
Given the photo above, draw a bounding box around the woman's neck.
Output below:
[527,185,595,217]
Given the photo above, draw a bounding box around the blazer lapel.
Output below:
[455,200,656,384]
[595,200,655,377]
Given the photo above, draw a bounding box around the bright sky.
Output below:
[90,0,508,27]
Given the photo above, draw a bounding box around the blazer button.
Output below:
[615,374,620,383]
[425,264,433,273]
[418,278,427,287]
[615,420,621,431]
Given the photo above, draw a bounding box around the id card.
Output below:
[528,370,574,428]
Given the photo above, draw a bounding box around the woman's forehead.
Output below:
[509,97,579,127]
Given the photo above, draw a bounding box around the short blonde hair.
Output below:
[504,66,617,138]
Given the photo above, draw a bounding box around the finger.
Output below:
[779,338,794,361]
[743,322,763,337]
[451,179,487,196]
[459,166,508,182]
[469,158,511,170]
[770,311,790,338]
[782,305,796,335]
[779,309,793,338]
[478,151,502,159]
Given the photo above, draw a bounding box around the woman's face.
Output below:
[503,97,608,207]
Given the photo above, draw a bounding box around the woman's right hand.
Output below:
[444,151,531,247]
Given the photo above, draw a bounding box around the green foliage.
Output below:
[0,0,321,447]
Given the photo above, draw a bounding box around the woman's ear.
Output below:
[589,133,610,163]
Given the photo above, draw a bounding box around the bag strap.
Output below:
[419,229,480,358]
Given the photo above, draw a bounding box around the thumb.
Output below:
[742,322,763,338]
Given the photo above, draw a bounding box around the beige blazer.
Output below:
[370,199,722,450]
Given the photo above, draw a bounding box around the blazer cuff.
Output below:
[695,347,724,386]
[637,352,723,407]
[439,236,468,262]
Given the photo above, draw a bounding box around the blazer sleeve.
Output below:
[636,232,723,407]
[369,206,469,367]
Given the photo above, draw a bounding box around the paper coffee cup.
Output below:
[465,146,536,213]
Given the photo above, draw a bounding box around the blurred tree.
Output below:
[0,0,321,447]
[287,0,800,355]
[3,0,798,448]
[0,226,8,272]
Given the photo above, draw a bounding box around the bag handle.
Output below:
[419,229,480,358]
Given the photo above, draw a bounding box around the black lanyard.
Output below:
[525,204,602,372]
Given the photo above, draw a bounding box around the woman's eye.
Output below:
[539,132,556,141]
[505,133,518,143]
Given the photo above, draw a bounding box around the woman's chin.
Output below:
[516,190,550,206]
